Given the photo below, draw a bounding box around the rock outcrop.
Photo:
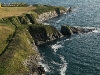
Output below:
[29,24,63,45]
[0,4,72,75]
[36,9,70,23]
[61,25,95,36]
[33,4,71,23]
[61,25,73,36]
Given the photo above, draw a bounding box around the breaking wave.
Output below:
[51,43,64,52]
[59,55,68,75]
[38,57,49,72]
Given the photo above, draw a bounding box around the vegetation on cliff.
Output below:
[0,25,37,75]
[29,24,62,45]
[0,25,15,54]
[33,4,66,15]
[0,4,67,75]
[1,12,38,25]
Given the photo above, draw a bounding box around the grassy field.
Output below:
[0,6,36,75]
[0,5,66,75]
[0,25,15,55]
[0,7,36,18]
[0,26,36,75]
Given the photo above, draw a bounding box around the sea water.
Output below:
[1,0,100,75]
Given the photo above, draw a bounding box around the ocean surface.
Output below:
[1,0,100,75]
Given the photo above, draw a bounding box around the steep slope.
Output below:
[29,24,63,45]
[0,4,70,75]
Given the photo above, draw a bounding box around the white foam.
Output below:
[52,61,61,66]
[51,44,63,52]
[74,26,100,33]
[38,62,49,72]
[92,30,99,33]
[64,38,71,42]
[92,28,100,33]
[59,55,68,75]
[38,57,49,72]
[43,22,50,25]
[57,41,61,44]
[56,18,63,23]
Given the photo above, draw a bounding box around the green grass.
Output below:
[33,4,66,15]
[33,4,56,14]
[0,4,66,75]
[0,26,36,75]
[1,12,38,25]
[0,25,15,55]
[0,7,36,18]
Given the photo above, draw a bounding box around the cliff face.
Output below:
[61,25,73,36]
[29,24,63,45]
[0,4,71,75]
[36,9,68,23]
[2,7,68,25]
[32,4,69,23]
[1,4,71,26]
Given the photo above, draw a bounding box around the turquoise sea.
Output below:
[1,0,100,75]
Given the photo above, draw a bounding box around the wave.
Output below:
[38,57,49,72]
[92,30,99,33]
[74,26,100,33]
[59,55,68,75]
[63,38,72,42]
[92,28,100,33]
[51,44,63,52]
[56,17,63,23]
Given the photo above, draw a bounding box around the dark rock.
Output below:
[61,25,73,36]
[67,7,72,13]
[29,24,63,45]
[38,65,45,75]
[61,25,95,36]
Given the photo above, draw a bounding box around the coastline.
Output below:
[0,4,96,75]
[0,4,70,75]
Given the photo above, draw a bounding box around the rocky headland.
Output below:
[61,25,95,36]
[0,4,95,75]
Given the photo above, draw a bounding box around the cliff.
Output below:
[0,4,95,75]
[29,24,63,45]
[34,4,70,23]
[1,4,70,25]
[0,24,41,75]
[0,4,69,75]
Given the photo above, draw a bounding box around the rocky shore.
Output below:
[61,25,95,36]
[0,4,96,75]
[36,8,70,23]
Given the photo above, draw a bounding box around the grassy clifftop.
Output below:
[0,25,15,55]
[0,4,66,75]
[0,25,37,75]
[33,4,66,15]
[0,7,36,19]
